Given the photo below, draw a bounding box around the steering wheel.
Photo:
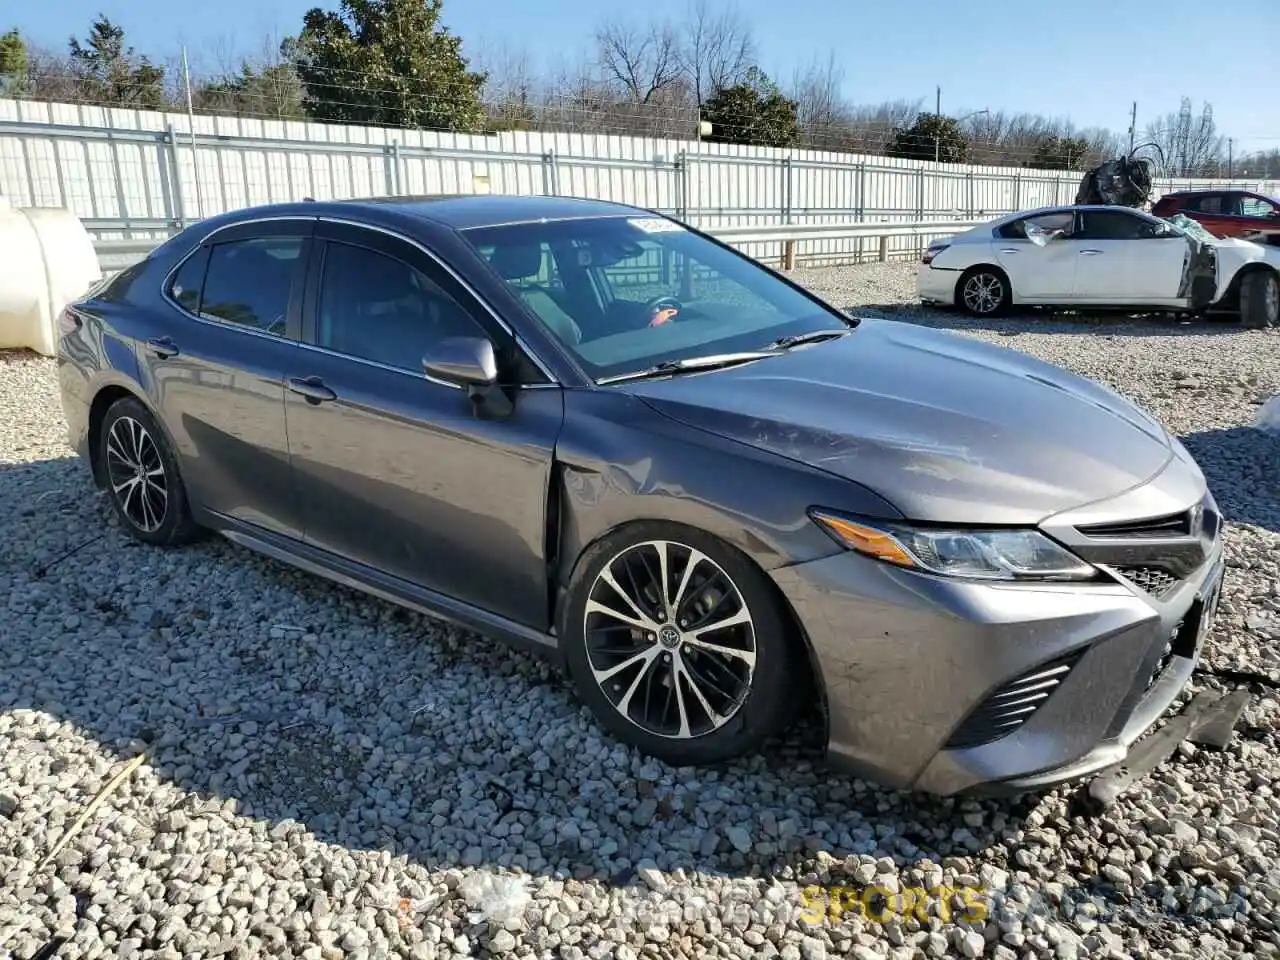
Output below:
[644,295,684,327]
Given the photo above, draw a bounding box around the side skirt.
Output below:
[203,510,563,664]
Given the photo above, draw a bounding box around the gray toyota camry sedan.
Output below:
[57,195,1225,795]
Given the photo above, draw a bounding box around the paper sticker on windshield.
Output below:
[628,217,684,234]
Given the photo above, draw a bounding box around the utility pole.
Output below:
[1228,138,1234,179]
[1128,102,1137,154]
[181,45,204,220]
[934,85,941,163]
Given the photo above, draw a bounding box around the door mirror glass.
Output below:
[423,336,499,388]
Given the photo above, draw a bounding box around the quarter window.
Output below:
[200,237,304,336]
[167,247,208,313]
[316,241,484,371]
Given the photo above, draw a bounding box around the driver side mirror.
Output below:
[422,336,514,419]
[423,335,498,388]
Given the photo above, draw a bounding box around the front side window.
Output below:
[1239,195,1278,218]
[200,237,304,336]
[316,241,484,372]
[1077,211,1162,240]
[463,215,849,380]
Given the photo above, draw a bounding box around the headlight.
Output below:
[811,511,1096,581]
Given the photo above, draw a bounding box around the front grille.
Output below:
[1117,565,1181,600]
[945,649,1085,750]
[1078,510,1193,538]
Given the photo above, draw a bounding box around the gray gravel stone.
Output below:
[2,265,1278,960]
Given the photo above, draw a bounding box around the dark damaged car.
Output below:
[58,196,1226,795]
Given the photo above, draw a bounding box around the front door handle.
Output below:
[145,336,179,359]
[1079,249,1104,255]
[998,248,1019,254]
[287,376,337,404]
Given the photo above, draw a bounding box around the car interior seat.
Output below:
[488,244,583,345]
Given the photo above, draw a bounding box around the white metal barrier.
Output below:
[93,217,986,275]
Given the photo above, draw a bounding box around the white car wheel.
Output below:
[1240,270,1279,329]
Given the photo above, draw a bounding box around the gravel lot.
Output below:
[2,261,1280,960]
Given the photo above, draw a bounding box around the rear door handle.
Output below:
[145,336,179,359]
[998,248,1019,254]
[1079,249,1104,255]
[287,376,337,404]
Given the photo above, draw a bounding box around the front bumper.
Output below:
[774,481,1224,796]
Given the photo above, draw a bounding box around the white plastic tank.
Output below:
[0,197,102,357]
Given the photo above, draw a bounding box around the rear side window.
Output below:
[199,237,304,336]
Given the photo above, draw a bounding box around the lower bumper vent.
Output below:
[945,649,1086,750]
[1144,624,1181,694]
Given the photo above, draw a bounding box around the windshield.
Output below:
[461,214,851,380]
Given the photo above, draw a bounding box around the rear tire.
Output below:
[98,397,203,546]
[957,266,1012,317]
[1239,269,1279,329]
[561,521,799,767]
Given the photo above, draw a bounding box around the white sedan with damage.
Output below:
[918,204,1280,327]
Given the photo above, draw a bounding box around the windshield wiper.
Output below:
[597,351,777,385]
[765,329,851,350]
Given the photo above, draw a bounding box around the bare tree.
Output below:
[837,98,922,155]
[594,17,683,104]
[678,0,755,106]
[474,39,538,128]
[789,51,847,144]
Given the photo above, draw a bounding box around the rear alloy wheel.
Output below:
[563,524,797,766]
[958,267,1011,317]
[98,397,202,546]
[1239,269,1280,329]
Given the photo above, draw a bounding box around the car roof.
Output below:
[987,204,1164,226]
[202,194,652,234]
[357,194,648,229]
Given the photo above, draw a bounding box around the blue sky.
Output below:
[9,0,1279,153]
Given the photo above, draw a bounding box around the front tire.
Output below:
[562,522,799,767]
[957,266,1012,317]
[98,396,202,546]
[1239,269,1279,329]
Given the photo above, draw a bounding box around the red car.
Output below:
[1152,190,1280,245]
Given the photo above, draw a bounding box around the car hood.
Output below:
[1208,235,1280,264]
[626,319,1174,524]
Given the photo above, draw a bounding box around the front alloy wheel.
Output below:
[563,522,798,767]
[584,540,756,739]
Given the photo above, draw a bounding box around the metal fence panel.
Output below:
[3,96,1278,267]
